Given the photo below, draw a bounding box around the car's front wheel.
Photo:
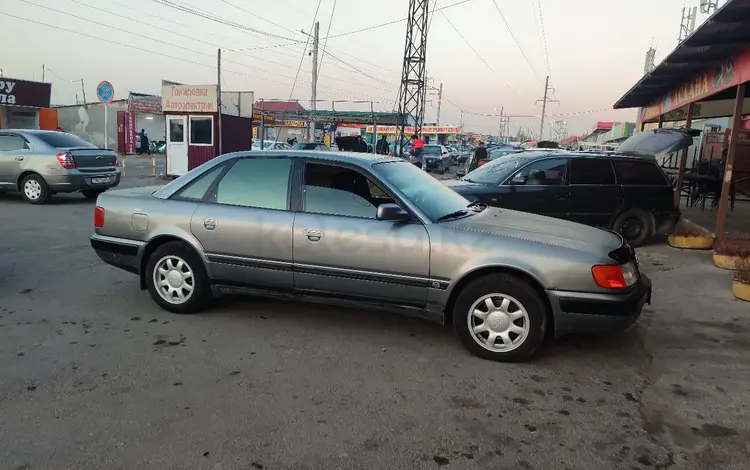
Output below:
[21,174,51,204]
[453,273,547,362]
[145,241,212,313]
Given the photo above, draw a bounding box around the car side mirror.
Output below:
[510,176,525,185]
[376,203,410,222]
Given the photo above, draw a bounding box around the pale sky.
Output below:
[0,0,719,137]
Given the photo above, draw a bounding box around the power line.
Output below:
[489,0,545,83]
[535,0,553,76]
[438,10,494,73]
[44,66,81,83]
[218,0,299,36]
[323,51,399,90]
[317,0,337,75]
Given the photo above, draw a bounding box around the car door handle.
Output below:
[302,229,323,242]
[202,218,217,230]
[555,194,569,200]
[15,156,24,161]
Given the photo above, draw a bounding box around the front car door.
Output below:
[186,156,296,292]
[567,158,623,227]
[496,157,569,218]
[0,133,32,188]
[292,160,430,307]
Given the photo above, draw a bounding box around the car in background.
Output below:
[422,145,451,174]
[91,149,651,362]
[445,128,697,246]
[457,146,522,177]
[292,142,330,151]
[0,130,120,204]
[252,140,290,150]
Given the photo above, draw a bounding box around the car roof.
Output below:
[509,149,657,162]
[1,129,63,136]
[217,149,401,166]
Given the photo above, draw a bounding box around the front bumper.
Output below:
[47,171,121,193]
[424,158,443,170]
[547,274,652,336]
[90,234,144,276]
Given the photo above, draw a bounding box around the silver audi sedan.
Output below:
[91,150,651,362]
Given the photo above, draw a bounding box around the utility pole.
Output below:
[42,64,45,82]
[397,0,429,158]
[310,21,319,142]
[81,78,87,108]
[436,82,443,125]
[217,48,223,155]
[497,107,503,141]
[536,75,558,141]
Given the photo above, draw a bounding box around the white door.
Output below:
[166,115,188,176]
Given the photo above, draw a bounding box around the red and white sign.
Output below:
[161,84,218,113]
[124,112,136,154]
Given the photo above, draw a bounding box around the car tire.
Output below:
[82,189,106,200]
[145,241,212,314]
[21,174,51,205]
[453,273,547,362]
[612,209,653,247]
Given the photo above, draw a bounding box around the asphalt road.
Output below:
[1,168,748,470]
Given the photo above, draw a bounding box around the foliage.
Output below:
[732,257,750,284]
[714,237,750,257]
[669,219,712,237]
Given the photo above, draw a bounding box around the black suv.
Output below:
[446,129,699,246]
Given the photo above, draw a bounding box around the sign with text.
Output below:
[0,78,51,108]
[161,84,218,113]
[128,92,162,114]
[364,125,461,135]
[282,120,307,127]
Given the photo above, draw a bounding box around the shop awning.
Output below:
[614,0,750,110]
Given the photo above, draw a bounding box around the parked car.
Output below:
[0,130,120,204]
[446,129,697,246]
[91,150,651,362]
[292,142,330,151]
[252,140,290,150]
[457,146,523,177]
[422,145,451,173]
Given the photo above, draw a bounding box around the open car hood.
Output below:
[617,128,701,158]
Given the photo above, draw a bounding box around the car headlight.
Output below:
[591,262,638,289]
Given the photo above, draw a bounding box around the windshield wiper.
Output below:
[467,200,487,211]
[436,209,470,221]
[462,177,475,183]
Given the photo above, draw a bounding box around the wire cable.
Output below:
[317,0,337,76]
[489,0,545,83]
[44,66,81,83]
[535,0,553,76]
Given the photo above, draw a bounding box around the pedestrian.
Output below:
[355,135,368,153]
[376,135,389,155]
[468,141,487,173]
[410,133,425,168]
[137,129,150,155]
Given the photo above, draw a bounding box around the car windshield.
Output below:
[423,146,442,155]
[373,161,471,222]
[463,155,534,184]
[36,132,96,148]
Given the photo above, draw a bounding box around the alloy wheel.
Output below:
[24,180,42,201]
[467,293,530,352]
[153,255,195,304]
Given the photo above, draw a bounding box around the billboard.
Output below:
[161,84,218,113]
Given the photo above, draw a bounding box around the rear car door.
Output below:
[497,157,569,218]
[189,156,296,292]
[292,160,430,307]
[567,158,623,227]
[0,133,32,187]
[612,159,674,220]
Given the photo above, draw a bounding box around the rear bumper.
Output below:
[547,274,652,336]
[424,159,443,170]
[47,171,121,193]
[91,234,144,276]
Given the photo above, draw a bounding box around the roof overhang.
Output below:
[613,0,750,118]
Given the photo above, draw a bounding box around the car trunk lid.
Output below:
[65,148,118,171]
[617,128,701,158]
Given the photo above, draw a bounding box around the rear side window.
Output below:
[35,133,96,148]
[214,158,292,209]
[173,164,226,201]
[613,160,668,185]
[0,134,29,151]
[570,159,615,185]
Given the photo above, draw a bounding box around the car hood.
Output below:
[445,207,623,255]
[617,128,701,157]
[441,179,489,191]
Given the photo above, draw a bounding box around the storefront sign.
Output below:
[282,120,307,127]
[124,111,136,154]
[161,84,218,113]
[128,92,162,114]
[640,47,750,122]
[0,78,51,108]
[337,123,366,129]
[364,125,461,135]
[252,110,276,126]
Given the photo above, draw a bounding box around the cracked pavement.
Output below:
[1,171,748,469]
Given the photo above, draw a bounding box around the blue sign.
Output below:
[96,80,114,104]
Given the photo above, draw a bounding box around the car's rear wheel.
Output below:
[453,273,546,362]
[21,174,51,204]
[613,209,653,247]
[145,241,212,313]
[82,189,106,200]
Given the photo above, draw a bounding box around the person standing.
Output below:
[355,135,368,153]
[375,135,389,155]
[468,141,487,173]
[138,129,150,155]
[410,133,425,169]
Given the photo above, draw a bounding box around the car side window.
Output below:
[613,160,668,185]
[303,162,393,219]
[510,158,567,186]
[570,159,616,185]
[213,158,292,209]
[172,164,226,201]
[0,134,29,151]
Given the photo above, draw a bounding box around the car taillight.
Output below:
[94,206,105,228]
[592,263,637,289]
[478,161,486,167]
[115,158,120,167]
[56,152,76,169]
